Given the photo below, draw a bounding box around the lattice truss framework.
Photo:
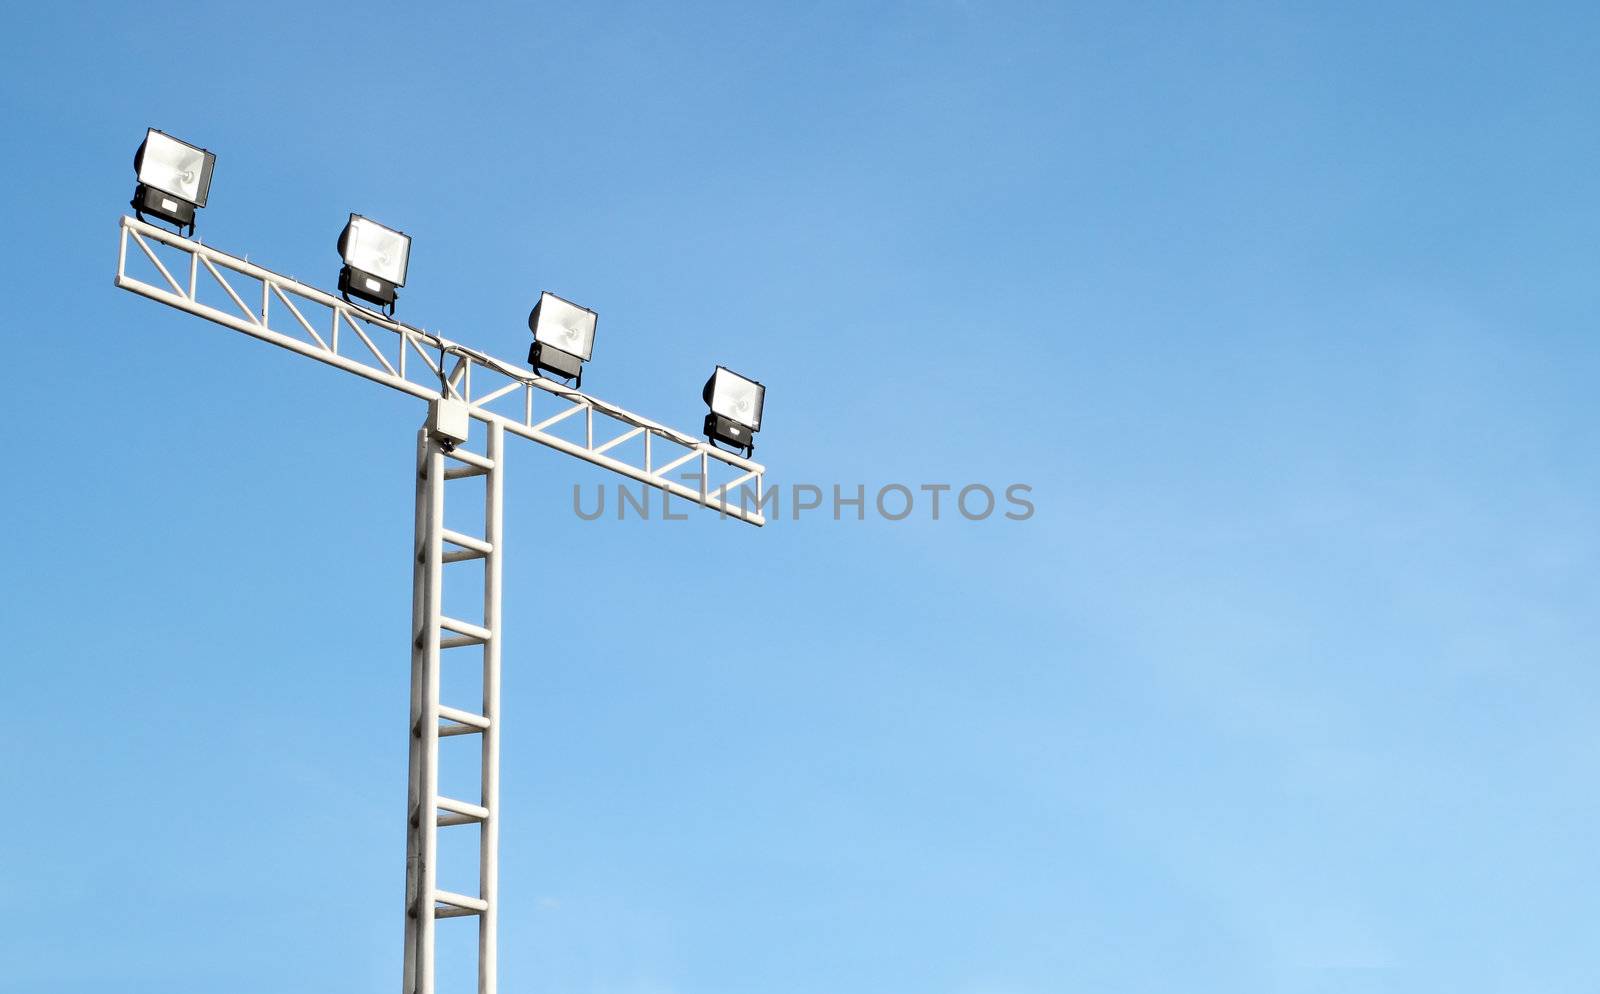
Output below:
[116,215,768,526]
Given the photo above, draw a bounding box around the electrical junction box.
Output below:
[428,398,470,446]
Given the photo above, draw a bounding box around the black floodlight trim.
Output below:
[130,128,215,236]
[702,365,765,458]
[339,265,399,313]
[527,291,598,390]
[703,413,757,458]
[337,213,411,316]
[132,185,197,234]
[527,341,584,389]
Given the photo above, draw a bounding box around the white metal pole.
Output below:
[480,420,504,994]
[403,430,427,994]
[418,439,446,994]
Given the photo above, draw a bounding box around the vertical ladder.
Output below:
[404,419,504,994]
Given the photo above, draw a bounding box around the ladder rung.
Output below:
[444,448,495,472]
[410,707,488,737]
[434,889,488,916]
[439,616,491,644]
[437,795,490,825]
[438,704,490,731]
[441,528,492,560]
[443,463,487,480]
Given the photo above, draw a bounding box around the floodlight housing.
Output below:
[131,129,215,235]
[337,214,411,313]
[526,291,597,389]
[702,366,764,457]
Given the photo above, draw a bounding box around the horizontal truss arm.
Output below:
[115,215,767,526]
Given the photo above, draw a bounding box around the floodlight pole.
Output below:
[114,215,768,994]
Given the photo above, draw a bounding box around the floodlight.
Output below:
[130,129,215,235]
[526,291,597,389]
[337,214,411,314]
[702,366,764,457]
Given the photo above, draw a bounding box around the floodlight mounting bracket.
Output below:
[704,412,756,459]
[705,436,755,459]
[528,341,585,390]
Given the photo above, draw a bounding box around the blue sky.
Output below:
[4,2,1599,991]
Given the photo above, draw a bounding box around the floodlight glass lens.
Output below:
[138,131,212,205]
[533,292,596,361]
[343,217,410,286]
[710,369,763,430]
